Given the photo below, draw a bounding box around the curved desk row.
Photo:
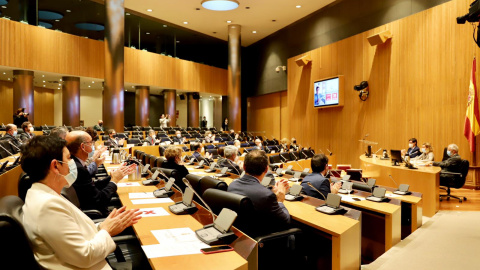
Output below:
[360,155,440,217]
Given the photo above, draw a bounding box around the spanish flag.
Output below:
[464,57,480,152]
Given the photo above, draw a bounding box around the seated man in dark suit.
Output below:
[161,146,190,191]
[228,150,290,238]
[66,131,135,215]
[18,121,35,143]
[1,124,22,152]
[300,154,341,200]
[191,142,213,163]
[432,144,462,186]
[219,145,243,175]
[144,129,156,146]
[172,130,187,144]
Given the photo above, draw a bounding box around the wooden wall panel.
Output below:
[247,92,282,139]
[0,81,14,125]
[0,19,227,95]
[34,87,54,126]
[248,0,479,182]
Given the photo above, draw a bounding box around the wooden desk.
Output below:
[359,155,440,217]
[185,165,362,270]
[104,163,252,270]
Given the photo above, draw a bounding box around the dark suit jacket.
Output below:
[300,172,330,200]
[407,146,421,158]
[144,136,155,146]
[228,174,290,238]
[108,137,119,148]
[18,132,34,143]
[433,154,462,173]
[218,158,243,175]
[172,136,186,144]
[71,155,117,215]
[93,124,104,131]
[1,133,22,152]
[201,120,207,128]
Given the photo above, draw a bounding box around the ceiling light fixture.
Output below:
[146,32,150,35]
[226,20,232,23]
[252,30,257,33]
[201,0,239,11]
[147,9,153,12]
[66,10,71,13]
[296,5,301,8]
[183,21,188,24]
[126,13,130,16]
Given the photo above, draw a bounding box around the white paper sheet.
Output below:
[131,198,173,205]
[385,193,402,198]
[129,192,156,199]
[141,228,210,258]
[117,182,141,187]
[138,207,170,217]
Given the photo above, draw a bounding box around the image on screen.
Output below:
[313,77,340,107]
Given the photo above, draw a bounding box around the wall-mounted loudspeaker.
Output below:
[367,30,392,46]
[179,94,186,100]
[295,55,311,66]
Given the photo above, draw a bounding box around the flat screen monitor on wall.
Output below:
[313,75,344,109]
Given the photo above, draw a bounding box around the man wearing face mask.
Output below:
[403,138,421,158]
[21,136,142,269]
[1,123,22,152]
[172,130,186,144]
[191,142,213,163]
[66,131,136,215]
[93,120,104,132]
[432,144,462,186]
[145,129,157,146]
[18,121,35,143]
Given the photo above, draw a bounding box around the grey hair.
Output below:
[448,144,459,153]
[224,145,238,159]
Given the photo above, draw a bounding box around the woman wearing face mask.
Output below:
[160,146,190,192]
[412,142,434,162]
[21,136,141,269]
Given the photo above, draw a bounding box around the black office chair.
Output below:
[0,196,41,269]
[442,147,449,161]
[439,159,469,203]
[280,152,292,162]
[155,157,166,168]
[149,156,157,169]
[139,152,147,165]
[202,189,304,270]
[157,168,185,192]
[61,186,105,219]
[198,176,228,196]
[127,138,142,145]
[17,172,32,202]
[207,149,219,159]
[185,174,204,199]
[159,146,166,156]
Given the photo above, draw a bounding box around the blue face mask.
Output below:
[13,131,17,136]
[88,148,95,159]
[447,150,452,157]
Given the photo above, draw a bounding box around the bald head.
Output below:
[65,131,91,156]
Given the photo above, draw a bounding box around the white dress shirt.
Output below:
[22,183,116,270]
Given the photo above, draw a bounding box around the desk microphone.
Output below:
[290,152,305,170]
[8,141,21,152]
[319,149,324,154]
[301,151,308,159]
[182,178,215,223]
[225,159,241,175]
[0,143,14,156]
[326,149,333,156]
[388,174,399,189]
[374,148,382,155]
[279,154,287,163]
[307,182,327,201]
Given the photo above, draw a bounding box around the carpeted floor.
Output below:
[363,211,480,270]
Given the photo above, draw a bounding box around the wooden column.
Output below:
[13,70,34,125]
[62,76,80,127]
[228,24,241,131]
[104,0,125,132]
[163,89,176,127]
[135,86,150,127]
[187,93,199,127]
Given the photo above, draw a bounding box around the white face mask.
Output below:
[421,148,426,153]
[177,134,182,138]
[57,159,78,187]
[152,135,156,139]
[408,143,414,148]
[29,127,34,132]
